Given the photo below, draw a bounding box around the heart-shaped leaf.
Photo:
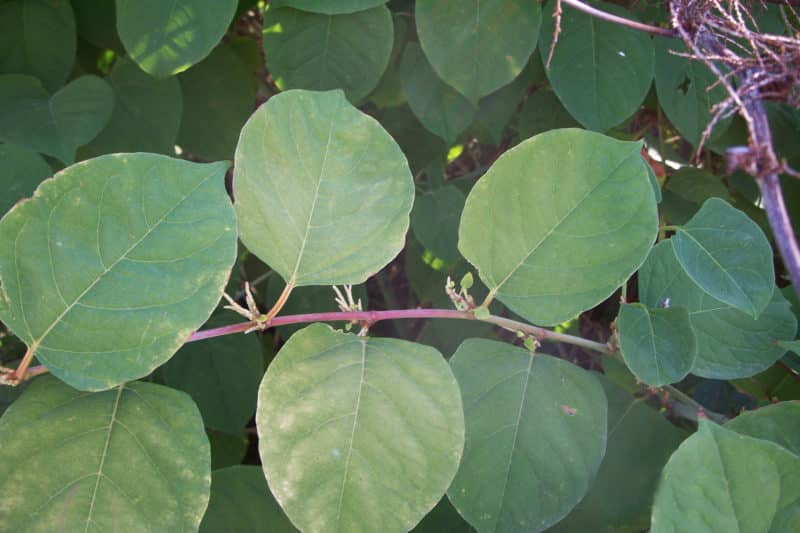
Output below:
[116,0,238,77]
[639,241,796,379]
[540,0,654,131]
[458,128,658,326]
[0,154,237,390]
[0,143,51,215]
[448,339,607,532]
[617,303,696,386]
[234,89,414,287]
[671,198,774,318]
[262,6,393,102]
[0,74,114,164]
[415,0,541,103]
[651,421,800,532]
[256,324,465,531]
[0,0,76,91]
[0,376,211,531]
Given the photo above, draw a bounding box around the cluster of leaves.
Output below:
[1,0,800,531]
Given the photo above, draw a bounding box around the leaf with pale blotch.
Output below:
[262,7,393,102]
[116,0,238,77]
[234,90,413,287]
[540,0,654,131]
[726,402,800,457]
[0,0,76,91]
[651,421,800,532]
[448,339,607,533]
[0,74,114,164]
[0,144,51,215]
[639,241,796,379]
[256,324,465,532]
[0,376,210,531]
[671,198,774,318]
[0,154,237,391]
[458,129,658,326]
[617,303,696,386]
[200,466,296,533]
[415,0,541,103]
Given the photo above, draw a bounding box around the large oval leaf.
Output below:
[399,43,477,144]
[262,7,393,102]
[234,89,413,287]
[85,57,183,156]
[415,0,541,102]
[0,74,114,164]
[0,376,210,531]
[0,143,51,215]
[458,129,658,326]
[540,0,654,131]
[639,241,796,378]
[116,0,238,78]
[651,421,800,532]
[200,466,295,533]
[0,0,76,91]
[726,402,800,456]
[617,303,696,386]
[256,323,465,532]
[672,198,774,318]
[269,0,387,14]
[448,339,607,532]
[0,154,237,390]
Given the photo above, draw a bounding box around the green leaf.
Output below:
[0,0,76,91]
[726,402,800,457]
[458,129,658,326]
[0,154,237,390]
[116,0,238,78]
[672,198,775,318]
[234,89,413,287]
[262,6,393,102]
[646,161,662,203]
[0,375,210,531]
[368,14,411,109]
[269,0,387,14]
[654,37,731,145]
[161,314,263,434]
[376,104,447,175]
[71,0,123,51]
[415,0,541,102]
[200,466,296,533]
[540,0,654,131]
[84,56,183,156]
[177,42,258,161]
[256,323,465,531]
[661,167,732,225]
[412,185,466,265]
[448,339,607,532]
[639,241,796,379]
[549,377,686,533]
[469,64,536,145]
[0,144,51,215]
[651,421,800,532]
[413,497,475,533]
[0,74,114,164]
[207,428,248,470]
[617,303,696,386]
[779,339,800,357]
[399,43,478,144]
[514,87,580,140]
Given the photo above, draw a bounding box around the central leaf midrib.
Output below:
[84,385,124,532]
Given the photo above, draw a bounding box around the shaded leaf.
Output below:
[651,421,800,532]
[0,143,51,215]
[234,89,413,287]
[661,167,732,225]
[639,241,796,378]
[469,64,536,145]
[269,0,387,15]
[459,129,658,326]
[540,0,654,131]
[514,87,580,140]
[412,185,466,265]
[416,0,540,102]
[262,6,393,102]
[116,0,238,77]
[0,154,237,390]
[71,0,123,51]
[0,74,113,164]
[0,376,210,531]
[0,0,76,91]
[207,429,248,470]
[413,496,475,533]
[726,401,800,457]
[448,339,607,532]
[672,198,774,318]
[256,324,465,531]
[617,303,696,386]
[376,104,447,175]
